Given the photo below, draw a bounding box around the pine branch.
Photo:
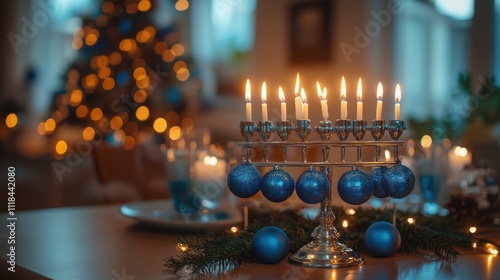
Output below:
[164,206,495,276]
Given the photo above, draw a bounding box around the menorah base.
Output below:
[289,239,364,268]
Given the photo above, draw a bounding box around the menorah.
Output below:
[234,118,406,268]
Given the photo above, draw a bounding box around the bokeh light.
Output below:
[153,117,167,133]
[5,113,18,128]
[135,106,149,121]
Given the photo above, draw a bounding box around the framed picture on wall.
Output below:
[289,0,331,64]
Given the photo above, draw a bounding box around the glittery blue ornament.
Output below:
[227,164,261,198]
[261,168,295,203]
[382,164,415,199]
[369,166,390,198]
[295,169,330,204]
[252,226,290,264]
[364,221,401,257]
[338,169,373,205]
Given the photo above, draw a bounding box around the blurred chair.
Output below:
[92,143,168,204]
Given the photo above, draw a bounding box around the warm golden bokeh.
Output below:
[90,108,103,121]
[82,126,95,140]
[5,113,18,128]
[55,140,68,155]
[135,106,150,121]
[76,105,89,118]
[153,117,167,133]
[169,125,182,141]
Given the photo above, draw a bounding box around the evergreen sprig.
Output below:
[164,206,494,275]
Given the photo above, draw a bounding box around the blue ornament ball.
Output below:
[261,168,295,203]
[295,169,330,204]
[338,169,373,205]
[252,226,290,264]
[364,221,401,257]
[369,166,390,198]
[382,164,415,199]
[227,164,261,198]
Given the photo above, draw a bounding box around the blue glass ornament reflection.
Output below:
[383,164,415,199]
[364,221,401,257]
[295,169,330,204]
[338,169,373,205]
[252,226,290,264]
[227,164,261,198]
[369,166,390,198]
[261,168,294,203]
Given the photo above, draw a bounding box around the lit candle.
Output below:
[357,78,363,120]
[340,76,347,119]
[376,82,383,120]
[278,86,286,121]
[300,88,308,119]
[316,81,329,120]
[395,84,401,120]
[294,73,303,120]
[245,79,251,121]
[261,81,268,121]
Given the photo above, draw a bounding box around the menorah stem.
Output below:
[322,147,330,163]
[375,146,381,162]
[357,146,362,162]
[245,147,251,164]
[393,145,399,163]
[282,147,287,163]
[302,146,307,163]
[341,147,346,162]
[264,146,269,163]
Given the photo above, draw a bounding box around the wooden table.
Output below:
[0,203,499,280]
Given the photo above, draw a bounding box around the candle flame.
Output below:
[323,87,327,99]
[377,82,383,100]
[395,84,401,103]
[340,76,346,101]
[357,78,362,101]
[261,81,267,103]
[300,88,307,103]
[385,150,391,161]
[245,79,251,102]
[294,72,300,96]
[278,86,285,102]
[316,81,323,100]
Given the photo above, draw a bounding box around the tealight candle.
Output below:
[261,82,268,121]
[395,84,401,120]
[245,79,251,121]
[376,82,383,120]
[294,73,303,120]
[278,87,286,121]
[300,88,308,119]
[340,76,347,119]
[357,78,363,120]
[316,81,328,120]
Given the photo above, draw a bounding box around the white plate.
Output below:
[120,199,242,231]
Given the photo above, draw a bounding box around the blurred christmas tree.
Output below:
[41,0,197,156]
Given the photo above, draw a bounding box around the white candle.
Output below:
[294,73,303,120]
[376,82,383,120]
[261,81,268,121]
[300,88,308,119]
[357,78,363,120]
[278,87,286,121]
[340,76,347,119]
[395,84,401,120]
[317,81,329,120]
[245,79,252,121]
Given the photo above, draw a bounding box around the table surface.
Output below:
[0,202,499,280]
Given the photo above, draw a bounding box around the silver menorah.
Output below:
[238,118,406,268]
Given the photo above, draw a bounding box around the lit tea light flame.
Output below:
[345,208,356,215]
[230,226,239,234]
[469,226,477,234]
[407,217,415,225]
[342,220,348,228]
[385,150,391,162]
[176,243,189,252]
